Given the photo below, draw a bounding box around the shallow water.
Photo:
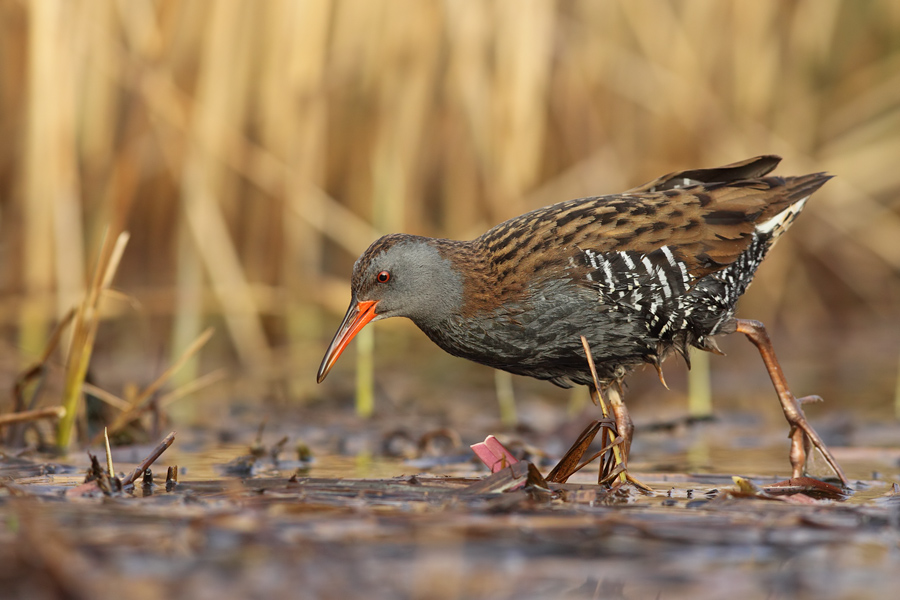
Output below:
[2,410,899,600]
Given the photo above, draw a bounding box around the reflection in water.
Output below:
[163,444,414,481]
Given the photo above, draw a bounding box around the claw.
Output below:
[650,356,669,390]
[797,395,824,405]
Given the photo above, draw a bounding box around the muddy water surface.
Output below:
[1,407,899,600]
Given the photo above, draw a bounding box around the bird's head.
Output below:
[316,234,463,383]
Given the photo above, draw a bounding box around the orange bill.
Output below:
[317,300,379,383]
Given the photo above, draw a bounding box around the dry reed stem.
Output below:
[158,368,228,409]
[355,326,374,419]
[494,370,517,427]
[104,427,114,476]
[81,382,132,412]
[57,230,129,451]
[0,406,65,427]
[14,308,75,405]
[266,0,331,353]
[173,1,271,374]
[7,307,75,446]
[97,327,214,442]
[687,348,713,419]
[895,351,900,419]
[21,1,69,358]
[133,60,381,258]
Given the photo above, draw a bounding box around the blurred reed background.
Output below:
[1,0,899,436]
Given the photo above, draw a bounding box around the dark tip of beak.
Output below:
[317,300,379,383]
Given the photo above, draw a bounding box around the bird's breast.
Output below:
[415,277,654,380]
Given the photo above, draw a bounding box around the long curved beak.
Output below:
[317,300,379,383]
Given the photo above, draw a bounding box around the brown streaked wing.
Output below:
[460,165,829,314]
[478,172,826,289]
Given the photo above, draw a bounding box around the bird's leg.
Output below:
[579,337,650,490]
[591,385,653,490]
[734,319,848,485]
[605,384,633,463]
[588,386,626,483]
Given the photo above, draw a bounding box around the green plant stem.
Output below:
[355,326,374,419]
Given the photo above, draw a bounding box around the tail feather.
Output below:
[755,172,831,240]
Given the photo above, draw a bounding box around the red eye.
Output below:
[376,271,391,283]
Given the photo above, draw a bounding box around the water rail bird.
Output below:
[317,155,848,486]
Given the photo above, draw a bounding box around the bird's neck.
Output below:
[434,238,532,320]
[407,238,531,357]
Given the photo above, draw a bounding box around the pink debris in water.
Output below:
[470,435,519,473]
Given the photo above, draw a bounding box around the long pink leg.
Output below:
[605,384,633,463]
[735,319,848,485]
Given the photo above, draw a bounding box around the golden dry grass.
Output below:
[0,0,898,420]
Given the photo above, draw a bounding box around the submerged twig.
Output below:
[86,453,121,495]
[166,465,178,491]
[121,431,177,487]
[464,461,549,495]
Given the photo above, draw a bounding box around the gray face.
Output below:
[352,235,464,328]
